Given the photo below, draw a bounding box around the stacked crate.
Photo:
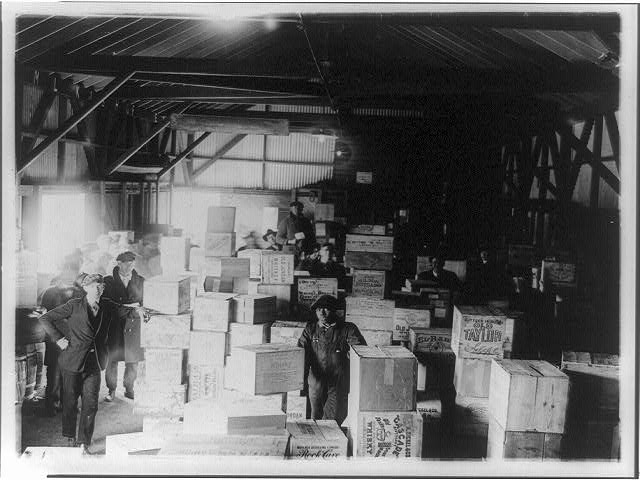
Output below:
[297,277,338,310]
[200,257,250,295]
[560,351,620,460]
[345,297,395,346]
[487,359,569,460]
[204,206,236,258]
[450,305,507,454]
[344,345,423,458]
[228,294,276,351]
[159,235,191,274]
[257,251,295,320]
[313,202,335,244]
[344,234,393,271]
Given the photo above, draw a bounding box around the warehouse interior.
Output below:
[6,3,635,476]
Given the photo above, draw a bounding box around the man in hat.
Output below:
[417,253,461,292]
[39,273,147,453]
[276,201,316,255]
[102,251,145,402]
[262,229,281,251]
[298,294,366,425]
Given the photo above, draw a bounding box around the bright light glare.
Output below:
[264,17,278,31]
[39,193,85,273]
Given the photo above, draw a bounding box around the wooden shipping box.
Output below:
[360,329,393,347]
[508,244,537,268]
[345,410,423,458]
[297,277,338,308]
[285,390,308,423]
[345,234,394,253]
[200,256,250,279]
[232,294,277,324]
[159,236,191,273]
[349,345,417,412]
[189,247,206,274]
[141,348,187,385]
[158,432,290,457]
[229,322,270,349]
[416,389,442,422]
[237,249,263,278]
[540,258,577,287]
[183,393,286,435]
[192,293,235,332]
[257,284,294,318]
[349,224,386,235]
[143,417,184,438]
[188,364,224,402]
[487,418,562,460]
[261,252,295,285]
[451,305,507,359]
[453,356,492,398]
[144,275,191,315]
[351,269,386,298]
[409,327,452,354]
[489,359,569,434]
[287,420,347,459]
[133,382,186,417]
[141,313,192,349]
[204,233,236,257]
[105,432,163,457]
[228,343,305,395]
[270,321,306,346]
[393,307,432,342]
[345,297,395,331]
[189,330,227,366]
[454,394,490,437]
[206,206,236,233]
[314,203,335,222]
[344,251,393,271]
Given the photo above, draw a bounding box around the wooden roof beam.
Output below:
[170,113,289,136]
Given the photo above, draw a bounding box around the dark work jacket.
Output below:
[103,267,145,362]
[308,260,347,290]
[40,285,84,366]
[417,268,461,292]
[298,317,366,391]
[276,213,316,254]
[39,296,137,373]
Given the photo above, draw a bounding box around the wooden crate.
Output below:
[349,345,417,412]
[359,329,392,346]
[297,277,338,308]
[286,420,347,459]
[232,294,277,324]
[489,359,569,434]
[105,432,163,457]
[141,313,192,349]
[284,390,308,423]
[188,364,224,402]
[344,251,393,271]
[237,249,263,278]
[141,348,188,385]
[189,330,227,366]
[159,236,190,274]
[487,418,562,460]
[451,305,507,359]
[270,321,306,346]
[192,292,235,332]
[349,225,386,235]
[393,307,431,341]
[454,394,490,437]
[229,322,270,349]
[453,356,492,398]
[345,297,395,331]
[133,382,186,417]
[257,284,294,319]
[409,327,451,354]
[144,275,191,315]
[345,410,422,458]
[158,432,290,457]
[261,252,295,285]
[351,270,386,298]
[314,203,335,222]
[206,206,236,233]
[204,233,236,257]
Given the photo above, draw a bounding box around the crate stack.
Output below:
[560,351,620,460]
[313,202,336,244]
[237,248,263,293]
[344,345,423,458]
[487,359,569,460]
[204,206,237,258]
[450,305,508,455]
[257,251,296,320]
[159,234,201,307]
[345,296,395,346]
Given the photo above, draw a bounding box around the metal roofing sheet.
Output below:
[264,163,333,190]
[266,133,335,163]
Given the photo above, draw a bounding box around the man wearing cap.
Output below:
[276,201,316,255]
[298,294,366,425]
[262,229,281,251]
[103,251,145,402]
[39,273,146,453]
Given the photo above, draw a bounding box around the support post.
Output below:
[191,134,247,179]
[590,115,603,209]
[156,132,212,179]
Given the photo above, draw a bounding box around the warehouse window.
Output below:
[38,193,85,273]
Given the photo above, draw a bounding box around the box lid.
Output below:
[351,344,415,359]
[495,359,568,379]
[148,274,191,283]
[238,343,303,353]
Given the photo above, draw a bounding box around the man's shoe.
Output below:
[78,443,92,455]
[124,391,134,400]
[65,437,76,447]
[104,390,115,402]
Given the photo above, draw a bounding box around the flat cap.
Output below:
[116,251,136,262]
[310,294,339,312]
[78,273,104,287]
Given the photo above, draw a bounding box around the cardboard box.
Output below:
[409,328,452,354]
[349,345,417,412]
[360,329,393,347]
[160,236,190,273]
[453,356,492,398]
[105,432,163,457]
[232,294,277,324]
[257,284,294,318]
[345,234,394,253]
[133,382,186,417]
[287,420,347,459]
[351,270,386,298]
[229,322,270,349]
[237,249,263,278]
[183,394,286,435]
[142,348,188,385]
[487,418,562,460]
[188,364,224,402]
[261,252,295,285]
[346,411,423,458]
[349,225,386,235]
[345,297,395,331]
[228,343,305,395]
[192,293,235,332]
[451,305,507,359]
[141,313,192,349]
[314,203,335,222]
[144,275,191,315]
[393,307,432,342]
[207,206,236,233]
[189,330,227,366]
[489,359,569,434]
[285,390,308,422]
[158,432,290,457]
[270,321,306,346]
[297,277,338,308]
[344,252,393,271]
[204,233,236,257]
[143,417,184,437]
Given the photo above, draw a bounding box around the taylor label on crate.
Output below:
[297,277,338,308]
[287,420,347,459]
[409,327,452,354]
[261,252,295,285]
[393,307,431,342]
[144,275,191,315]
[451,305,507,359]
[347,411,423,458]
[237,249,263,278]
[141,313,191,349]
[352,270,386,298]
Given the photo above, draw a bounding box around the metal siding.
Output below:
[266,133,335,163]
[23,84,59,129]
[22,140,58,181]
[265,163,333,190]
[193,159,263,188]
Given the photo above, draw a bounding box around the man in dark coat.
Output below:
[102,251,144,401]
[298,295,366,425]
[276,201,316,255]
[417,254,462,292]
[39,274,146,453]
[308,243,347,289]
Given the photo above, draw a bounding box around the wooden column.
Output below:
[590,115,603,209]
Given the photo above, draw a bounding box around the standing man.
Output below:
[103,251,144,401]
[38,274,146,453]
[276,201,316,256]
[298,295,366,425]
